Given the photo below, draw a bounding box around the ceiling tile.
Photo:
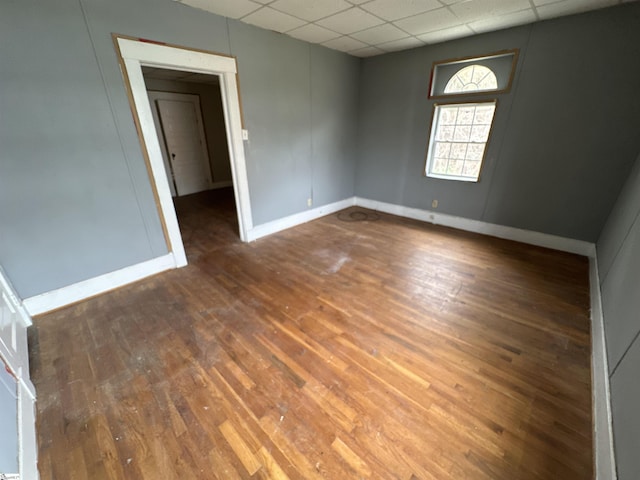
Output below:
[361,0,443,21]
[536,0,619,20]
[394,7,462,35]
[177,0,627,58]
[269,0,352,21]
[287,23,342,43]
[417,24,474,44]
[179,0,261,19]
[449,0,531,21]
[322,35,369,52]
[377,36,425,52]
[468,9,537,33]
[316,7,385,34]
[351,23,410,44]
[242,7,306,32]
[350,46,386,57]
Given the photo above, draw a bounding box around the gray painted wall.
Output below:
[597,150,640,480]
[144,77,232,184]
[228,23,359,223]
[0,0,359,298]
[1,1,638,295]
[2,0,639,474]
[0,0,168,299]
[356,3,640,242]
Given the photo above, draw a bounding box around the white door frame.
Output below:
[114,36,253,267]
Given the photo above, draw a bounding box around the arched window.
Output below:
[444,65,498,94]
[426,65,499,182]
[426,51,518,182]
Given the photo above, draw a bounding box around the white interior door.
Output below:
[148,91,176,197]
[153,92,213,196]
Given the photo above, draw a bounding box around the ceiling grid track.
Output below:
[173,0,624,57]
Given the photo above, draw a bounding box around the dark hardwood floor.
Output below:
[30,188,593,479]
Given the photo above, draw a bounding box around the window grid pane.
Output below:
[444,65,498,94]
[427,102,496,181]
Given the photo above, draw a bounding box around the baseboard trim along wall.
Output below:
[355,197,613,479]
[20,195,613,477]
[354,197,596,257]
[23,253,176,316]
[246,197,356,242]
[23,196,598,314]
[589,257,618,480]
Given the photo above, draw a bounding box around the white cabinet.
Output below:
[0,266,38,480]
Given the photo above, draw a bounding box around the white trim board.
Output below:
[21,197,357,316]
[248,196,595,256]
[19,194,613,477]
[23,196,598,315]
[23,254,176,316]
[116,37,253,263]
[589,257,617,479]
[247,197,356,242]
[355,197,596,257]
[18,379,38,480]
[354,196,613,478]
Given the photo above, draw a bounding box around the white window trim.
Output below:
[425,100,497,183]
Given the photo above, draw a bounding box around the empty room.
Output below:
[1,0,639,479]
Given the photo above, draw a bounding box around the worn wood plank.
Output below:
[31,188,593,479]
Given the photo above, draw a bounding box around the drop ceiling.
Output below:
[174,0,630,57]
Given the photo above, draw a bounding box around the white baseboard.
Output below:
[16,194,613,478]
[23,254,177,316]
[355,197,596,257]
[23,197,596,316]
[247,197,356,242]
[355,197,612,476]
[589,257,617,479]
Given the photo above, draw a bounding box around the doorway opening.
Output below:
[141,66,240,260]
[113,35,253,268]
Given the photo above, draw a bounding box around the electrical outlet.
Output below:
[242,129,249,141]
[307,198,313,207]
[431,199,438,209]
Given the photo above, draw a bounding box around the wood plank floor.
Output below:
[30,188,593,479]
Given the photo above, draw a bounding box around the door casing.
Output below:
[113,35,253,267]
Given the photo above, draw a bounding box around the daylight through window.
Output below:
[444,65,498,94]
[426,62,500,182]
[425,101,496,181]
